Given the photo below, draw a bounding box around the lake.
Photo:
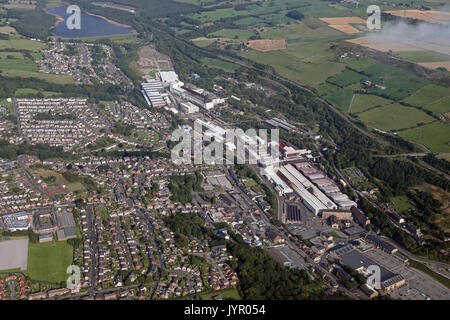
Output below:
[48,5,134,38]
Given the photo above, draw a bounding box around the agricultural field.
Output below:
[241,40,345,87]
[348,94,392,114]
[0,37,45,50]
[356,103,435,132]
[424,97,450,115]
[398,122,450,153]
[327,69,366,87]
[200,57,238,72]
[0,36,73,84]
[26,241,73,283]
[247,39,287,52]
[402,84,450,109]
[324,86,354,112]
[394,51,450,63]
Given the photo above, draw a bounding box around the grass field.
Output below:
[37,169,70,185]
[356,103,435,131]
[26,241,73,283]
[395,51,450,63]
[67,182,85,192]
[242,41,345,87]
[243,178,264,194]
[327,69,366,87]
[210,28,256,40]
[325,86,354,112]
[0,38,45,50]
[200,57,238,72]
[349,94,392,114]
[391,195,414,213]
[402,84,450,108]
[423,97,450,115]
[398,122,450,152]
[0,55,38,72]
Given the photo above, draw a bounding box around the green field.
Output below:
[395,51,450,63]
[0,38,45,50]
[26,241,73,283]
[210,28,256,40]
[356,103,435,131]
[423,97,450,115]
[241,41,345,87]
[325,87,354,112]
[200,57,238,72]
[0,55,38,72]
[327,69,366,87]
[402,84,450,108]
[349,94,392,114]
[67,182,85,192]
[318,82,340,96]
[391,195,414,213]
[398,122,450,153]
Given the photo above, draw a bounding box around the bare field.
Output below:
[320,17,366,25]
[134,45,173,77]
[320,17,366,34]
[247,39,286,52]
[386,10,450,24]
[346,37,418,52]
[0,238,29,271]
[418,61,450,71]
[328,24,361,34]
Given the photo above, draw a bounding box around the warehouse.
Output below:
[179,102,199,114]
[263,168,293,195]
[277,166,328,215]
[365,235,398,254]
[283,164,336,210]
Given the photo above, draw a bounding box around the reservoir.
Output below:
[48,5,134,38]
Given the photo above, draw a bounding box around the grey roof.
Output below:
[339,249,395,281]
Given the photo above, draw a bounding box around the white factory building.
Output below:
[263,167,293,195]
[277,164,337,215]
[179,102,199,114]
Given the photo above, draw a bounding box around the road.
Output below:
[86,204,98,296]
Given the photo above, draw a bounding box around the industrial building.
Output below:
[277,164,336,215]
[365,235,398,254]
[179,102,199,114]
[262,167,293,195]
[141,80,166,107]
[170,83,224,110]
[265,117,296,133]
[332,245,405,293]
[351,206,370,227]
[158,71,179,85]
[294,161,357,209]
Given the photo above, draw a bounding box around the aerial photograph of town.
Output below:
[0,0,448,314]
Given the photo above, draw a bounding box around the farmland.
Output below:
[178,0,450,152]
[355,103,435,132]
[402,84,450,109]
[349,94,392,114]
[398,122,450,153]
